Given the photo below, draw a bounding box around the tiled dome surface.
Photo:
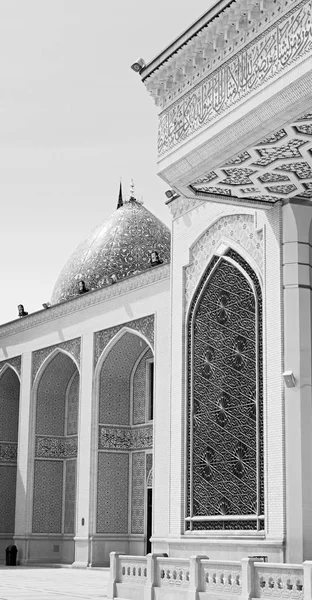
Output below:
[51,199,171,303]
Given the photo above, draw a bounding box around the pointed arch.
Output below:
[186,248,264,532]
[31,347,79,542]
[32,347,79,391]
[94,326,153,379]
[0,362,21,382]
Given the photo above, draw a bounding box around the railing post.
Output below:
[241,558,256,600]
[303,561,312,600]
[188,555,208,600]
[107,551,120,599]
[144,553,166,600]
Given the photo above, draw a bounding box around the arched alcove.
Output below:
[187,249,263,532]
[0,366,20,535]
[32,351,79,548]
[95,330,154,563]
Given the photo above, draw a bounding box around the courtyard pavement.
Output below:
[0,567,109,599]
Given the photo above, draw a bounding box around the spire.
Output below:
[117,180,123,209]
[129,178,136,200]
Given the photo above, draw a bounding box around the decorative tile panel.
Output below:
[0,356,21,377]
[157,0,312,156]
[189,112,312,204]
[66,371,79,436]
[97,452,129,533]
[0,465,16,533]
[64,459,77,534]
[32,338,80,383]
[185,214,263,307]
[133,349,153,425]
[98,425,153,451]
[0,367,19,442]
[0,442,17,463]
[146,453,153,481]
[131,452,145,534]
[32,460,63,533]
[36,436,78,459]
[94,315,154,367]
[36,352,76,436]
[99,332,149,426]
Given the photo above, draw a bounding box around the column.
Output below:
[14,351,32,564]
[73,332,94,567]
[283,199,312,562]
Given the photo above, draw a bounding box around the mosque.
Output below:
[1,2,312,598]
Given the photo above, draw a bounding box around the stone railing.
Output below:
[107,553,312,599]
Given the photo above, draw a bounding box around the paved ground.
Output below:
[0,567,109,600]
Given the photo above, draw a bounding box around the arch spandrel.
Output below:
[94,315,154,369]
[32,338,81,385]
[0,357,21,380]
[185,214,263,307]
[187,249,263,532]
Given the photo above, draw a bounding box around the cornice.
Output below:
[0,263,170,340]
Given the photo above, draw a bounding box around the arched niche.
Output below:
[96,329,154,547]
[32,351,79,538]
[186,248,263,533]
[0,366,20,534]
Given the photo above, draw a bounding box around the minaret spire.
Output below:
[117,180,123,209]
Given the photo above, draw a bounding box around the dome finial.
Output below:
[129,178,136,200]
[117,179,123,209]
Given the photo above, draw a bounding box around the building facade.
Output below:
[2,0,312,585]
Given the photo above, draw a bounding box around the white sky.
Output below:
[0,0,211,324]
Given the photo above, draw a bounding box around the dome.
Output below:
[51,198,171,303]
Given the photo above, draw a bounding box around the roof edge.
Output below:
[141,0,233,81]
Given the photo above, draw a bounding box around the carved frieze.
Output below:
[158,0,312,156]
[36,436,78,459]
[32,338,81,383]
[189,113,312,203]
[94,315,154,367]
[98,425,153,451]
[0,442,18,463]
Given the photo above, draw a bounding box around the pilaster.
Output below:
[14,351,32,564]
[283,199,312,562]
[73,332,94,567]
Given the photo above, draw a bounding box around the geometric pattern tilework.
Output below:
[133,349,153,425]
[32,460,63,533]
[36,352,76,436]
[189,113,312,204]
[94,315,154,367]
[185,214,263,307]
[131,452,145,534]
[51,199,171,303]
[0,465,17,533]
[66,371,79,436]
[99,333,148,426]
[97,452,129,534]
[35,436,78,459]
[98,424,153,451]
[32,337,81,383]
[0,356,21,377]
[64,459,77,534]
[0,367,20,442]
[0,442,18,462]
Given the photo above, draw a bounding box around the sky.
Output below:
[0,0,212,324]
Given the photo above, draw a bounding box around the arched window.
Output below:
[187,249,263,531]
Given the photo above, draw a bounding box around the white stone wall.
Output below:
[165,198,284,560]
